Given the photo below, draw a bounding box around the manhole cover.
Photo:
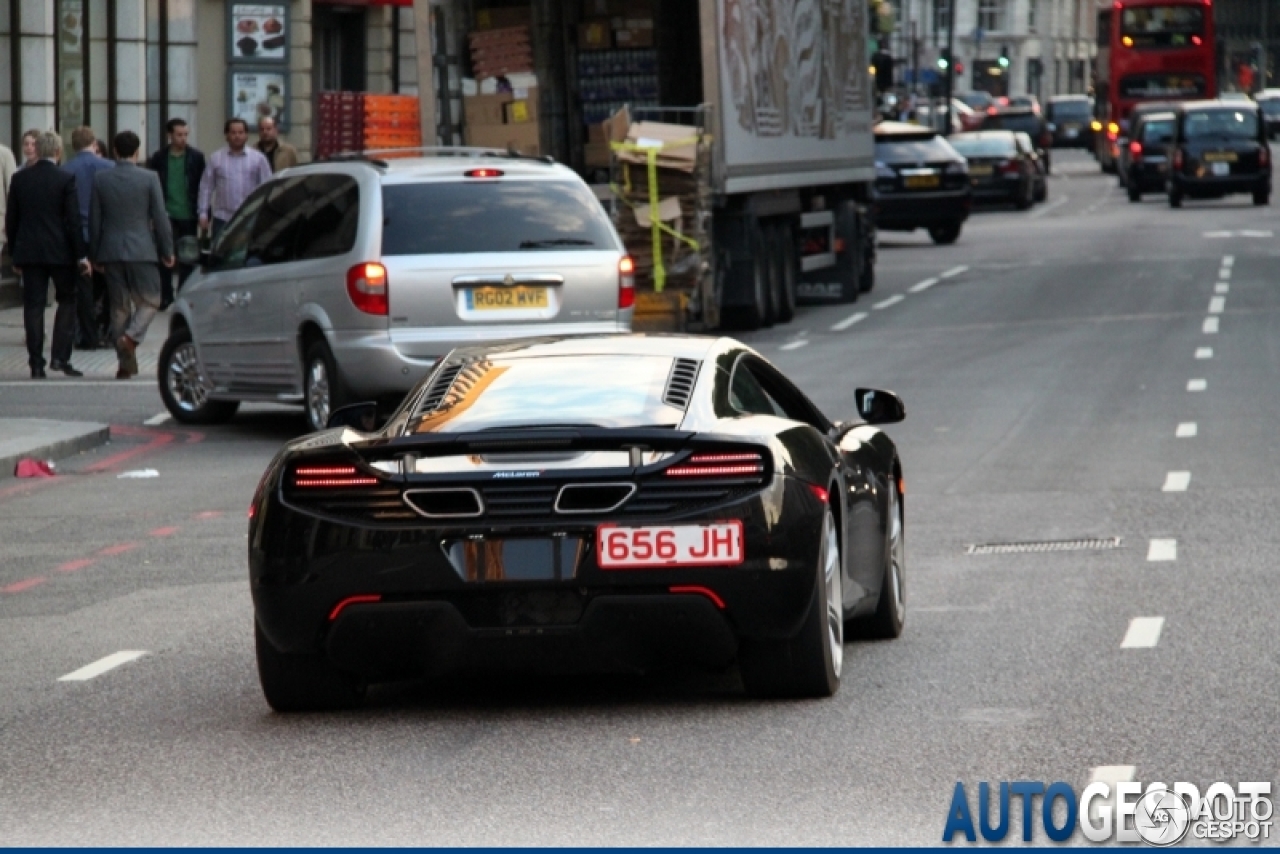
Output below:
[965,537,1123,556]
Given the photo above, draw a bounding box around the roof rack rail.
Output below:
[319,152,390,169]
[325,146,556,166]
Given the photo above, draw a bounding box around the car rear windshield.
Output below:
[875,137,958,162]
[408,355,682,433]
[381,180,619,255]
[1141,119,1175,143]
[984,114,1040,135]
[1259,100,1280,117]
[1049,101,1091,119]
[1183,109,1259,141]
[950,137,1015,158]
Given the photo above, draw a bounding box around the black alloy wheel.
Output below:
[157,326,239,425]
[254,622,365,713]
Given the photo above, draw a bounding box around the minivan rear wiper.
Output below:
[518,238,596,249]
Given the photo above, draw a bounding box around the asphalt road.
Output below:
[1,150,1277,844]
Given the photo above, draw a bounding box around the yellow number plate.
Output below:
[467,287,549,310]
[1203,152,1238,163]
[968,165,993,176]
[904,174,941,189]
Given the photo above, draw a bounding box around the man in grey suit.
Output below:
[90,130,175,379]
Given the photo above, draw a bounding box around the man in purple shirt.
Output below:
[197,118,272,241]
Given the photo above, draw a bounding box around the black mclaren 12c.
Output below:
[249,335,907,710]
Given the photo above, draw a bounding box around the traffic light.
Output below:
[873,50,895,92]
[955,59,965,75]
[937,49,950,71]
[998,46,1010,69]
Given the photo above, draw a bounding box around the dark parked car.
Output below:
[1168,101,1271,208]
[1255,90,1280,139]
[1114,100,1184,187]
[1014,132,1049,203]
[250,334,909,710]
[957,91,996,115]
[950,131,1038,210]
[980,108,1054,172]
[1120,112,1176,201]
[873,121,972,245]
[1046,95,1094,148]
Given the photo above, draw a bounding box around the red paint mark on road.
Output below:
[83,426,175,474]
[150,526,179,538]
[2,577,47,594]
[56,558,95,573]
[195,511,223,520]
[97,542,139,557]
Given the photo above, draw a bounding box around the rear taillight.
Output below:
[999,159,1020,175]
[618,256,636,309]
[292,465,379,488]
[347,263,388,315]
[1260,148,1270,167]
[1129,141,1143,160]
[1107,123,1119,141]
[1173,149,1184,170]
[666,452,765,478]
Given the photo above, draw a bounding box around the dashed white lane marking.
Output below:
[1147,539,1177,561]
[908,277,939,293]
[1121,617,1165,649]
[1195,347,1213,359]
[1029,195,1069,218]
[1203,231,1232,238]
[1240,229,1273,238]
[143,413,171,426]
[1208,296,1225,314]
[779,339,809,351]
[58,651,148,682]
[1215,283,1229,294]
[1162,471,1191,492]
[1187,379,1207,392]
[873,294,905,310]
[1223,255,1234,267]
[1176,422,1197,438]
[830,311,868,332]
[1218,267,1231,280]
[940,265,969,279]
[1202,317,1219,334]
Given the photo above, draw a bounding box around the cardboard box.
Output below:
[474,6,532,31]
[578,19,612,50]
[614,27,653,47]
[587,122,607,143]
[464,88,540,126]
[465,121,541,156]
[504,95,537,123]
[584,141,612,167]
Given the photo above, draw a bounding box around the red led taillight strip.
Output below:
[329,594,383,621]
[669,585,726,609]
[665,453,764,478]
[292,465,379,489]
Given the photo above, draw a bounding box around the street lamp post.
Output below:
[942,0,956,135]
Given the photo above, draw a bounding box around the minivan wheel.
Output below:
[158,327,239,425]
[304,339,345,432]
[1253,190,1270,206]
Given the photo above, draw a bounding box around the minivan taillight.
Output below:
[347,263,388,315]
[1260,148,1271,168]
[618,256,636,309]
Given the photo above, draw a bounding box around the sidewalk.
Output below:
[0,418,110,478]
[0,303,165,379]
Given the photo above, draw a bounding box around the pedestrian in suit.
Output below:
[63,126,114,350]
[5,132,89,378]
[90,130,175,380]
[145,117,205,307]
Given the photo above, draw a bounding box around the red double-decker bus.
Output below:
[1093,0,1216,171]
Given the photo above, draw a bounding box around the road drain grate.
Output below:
[965,537,1123,556]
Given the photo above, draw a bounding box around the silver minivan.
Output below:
[159,151,634,431]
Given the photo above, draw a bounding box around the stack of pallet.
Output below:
[469,25,533,81]
[363,94,421,151]
[315,92,363,160]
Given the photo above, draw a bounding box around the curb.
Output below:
[0,423,111,479]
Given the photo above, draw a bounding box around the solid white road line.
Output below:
[1147,539,1177,562]
[779,340,809,351]
[873,294,905,310]
[1222,255,1234,267]
[1162,471,1191,492]
[58,651,148,682]
[1121,617,1165,649]
[144,413,171,426]
[1202,317,1219,334]
[831,311,868,332]
[1187,379,1207,392]
[940,265,969,279]
[1176,422,1197,438]
[909,277,939,293]
[1214,283,1229,294]
[1208,296,1225,314]
[1195,347,1213,359]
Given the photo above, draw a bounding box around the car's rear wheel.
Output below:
[255,622,365,713]
[1253,190,1270,206]
[158,326,239,425]
[928,221,962,245]
[1014,183,1033,210]
[855,475,906,639]
[739,508,842,699]
[303,339,345,433]
[1128,184,1142,202]
[1169,187,1184,208]
[772,222,798,323]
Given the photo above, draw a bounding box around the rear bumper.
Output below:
[1131,163,1170,191]
[329,318,633,399]
[874,191,971,229]
[1172,173,1271,196]
[970,177,1023,201]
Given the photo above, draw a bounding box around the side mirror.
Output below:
[854,388,905,425]
[326,401,380,432]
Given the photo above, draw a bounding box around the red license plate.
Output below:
[597,522,744,569]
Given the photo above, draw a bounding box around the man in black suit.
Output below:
[5,132,90,378]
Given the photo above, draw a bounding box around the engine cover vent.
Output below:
[663,358,701,410]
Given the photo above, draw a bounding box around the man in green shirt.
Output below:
[146,118,206,308]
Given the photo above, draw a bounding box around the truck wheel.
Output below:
[760,221,780,327]
[836,201,862,302]
[771,223,797,323]
[724,223,770,331]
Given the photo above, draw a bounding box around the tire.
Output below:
[254,622,365,713]
[1014,184,1032,211]
[1253,191,1270,206]
[157,326,239,425]
[928,221,962,245]
[772,223,798,323]
[739,507,843,699]
[1128,184,1142,203]
[725,221,771,330]
[1169,188,1183,208]
[303,338,345,433]
[1034,179,1047,203]
[835,201,861,303]
[760,221,780,327]
[858,219,876,294]
[1117,171,1127,188]
[854,475,906,639]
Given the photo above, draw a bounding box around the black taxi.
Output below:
[1168,101,1271,208]
[872,121,972,245]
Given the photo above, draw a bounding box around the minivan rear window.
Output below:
[381,180,619,255]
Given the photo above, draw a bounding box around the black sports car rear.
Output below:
[250,335,908,710]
